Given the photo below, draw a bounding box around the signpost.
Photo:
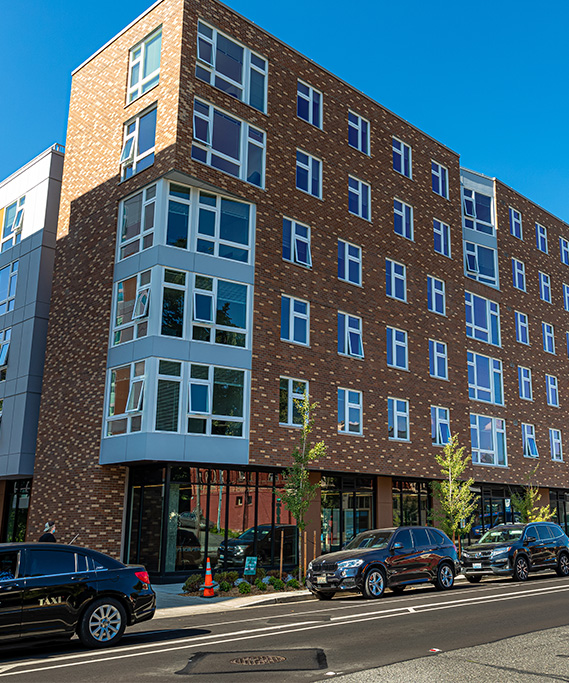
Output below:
[244,556,258,576]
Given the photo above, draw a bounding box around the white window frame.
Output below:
[462,188,494,235]
[394,199,413,240]
[468,351,503,405]
[0,328,11,378]
[296,149,322,198]
[392,137,412,178]
[564,284,569,312]
[470,413,507,467]
[433,219,451,258]
[281,295,309,346]
[386,326,408,370]
[0,260,18,315]
[113,270,151,345]
[509,207,522,239]
[429,340,448,380]
[543,322,556,354]
[337,388,362,435]
[427,276,446,316]
[117,184,156,261]
[120,107,157,180]
[106,361,145,436]
[282,218,312,268]
[546,374,559,407]
[465,291,500,346]
[431,406,451,446]
[515,311,529,345]
[386,259,407,302]
[550,428,563,462]
[388,397,409,441]
[561,237,569,266]
[512,258,526,291]
[338,240,362,286]
[518,366,533,401]
[1,196,24,251]
[431,161,448,198]
[348,111,369,154]
[348,176,371,220]
[522,423,539,458]
[127,27,162,103]
[279,377,307,427]
[338,312,364,358]
[464,241,498,287]
[536,223,548,253]
[539,272,551,303]
[297,80,322,128]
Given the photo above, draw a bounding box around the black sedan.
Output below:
[306,526,460,600]
[0,543,155,648]
[461,521,569,582]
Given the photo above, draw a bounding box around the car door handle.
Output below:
[71,575,87,582]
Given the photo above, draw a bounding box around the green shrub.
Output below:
[255,567,267,581]
[272,578,285,591]
[239,581,252,594]
[267,570,282,579]
[227,571,239,585]
[255,578,267,591]
[286,578,300,589]
[213,572,223,584]
[183,574,202,593]
[219,581,231,592]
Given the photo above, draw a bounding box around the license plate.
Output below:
[473,563,482,569]
[316,576,327,584]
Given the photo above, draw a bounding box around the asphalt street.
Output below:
[2,573,569,682]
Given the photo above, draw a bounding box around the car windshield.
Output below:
[345,531,392,550]
[237,527,271,543]
[479,527,523,544]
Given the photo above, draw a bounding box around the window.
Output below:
[427,276,445,315]
[0,261,18,315]
[518,366,533,401]
[279,378,307,426]
[536,223,548,253]
[509,208,522,239]
[338,312,364,358]
[282,218,311,268]
[348,177,371,220]
[512,258,526,291]
[462,189,493,234]
[188,364,246,437]
[196,21,267,113]
[388,398,409,440]
[127,28,162,103]
[429,340,448,380]
[468,352,503,405]
[113,270,151,345]
[566,331,569,358]
[386,259,406,301]
[348,112,369,154]
[393,199,413,240]
[1,197,24,252]
[546,374,559,407]
[297,81,322,128]
[522,423,539,458]
[431,162,448,198]
[465,292,500,346]
[120,107,157,180]
[464,242,498,287]
[106,361,145,436]
[550,429,563,462]
[515,311,529,345]
[161,269,186,338]
[118,185,156,260]
[561,237,569,266]
[192,99,265,187]
[0,328,10,381]
[386,327,408,370]
[564,285,569,312]
[338,388,362,434]
[191,274,248,347]
[431,406,451,446]
[392,138,412,178]
[156,360,181,432]
[281,295,309,345]
[539,272,551,303]
[296,150,321,198]
[470,414,507,466]
[338,240,361,286]
[433,219,451,258]
[543,322,555,354]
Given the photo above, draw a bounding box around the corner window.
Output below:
[465,291,500,346]
[388,397,409,441]
[106,361,145,436]
[522,423,539,458]
[196,21,267,113]
[515,311,529,345]
[338,388,362,435]
[464,241,497,287]
[470,414,507,466]
[192,99,265,187]
[127,28,162,103]
[118,185,156,260]
[431,406,450,446]
[468,351,503,405]
[348,112,369,154]
[0,328,11,381]
[550,429,563,462]
[518,366,533,401]
[1,197,24,252]
[509,208,522,239]
[296,150,321,198]
[560,237,569,266]
[427,276,445,315]
[512,258,526,291]
[546,374,559,407]
[536,223,548,253]
[188,364,246,437]
[429,340,448,380]
[431,162,448,198]
[120,107,157,180]
[155,360,182,432]
[194,190,251,262]
[433,219,450,257]
[542,322,555,354]
[394,199,413,240]
[392,137,411,178]
[281,295,309,345]
[462,189,493,234]
[338,312,364,358]
[386,326,408,370]
[386,259,406,302]
[283,218,312,267]
[297,81,322,128]
[539,272,551,303]
[161,269,186,338]
[113,271,151,345]
[348,177,370,220]
[0,261,18,315]
[338,240,361,286]
[279,378,307,426]
[191,274,248,347]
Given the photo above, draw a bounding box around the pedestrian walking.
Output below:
[38,521,56,542]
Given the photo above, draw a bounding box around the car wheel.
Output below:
[362,568,385,599]
[77,598,127,648]
[391,585,406,594]
[435,563,454,590]
[466,575,482,583]
[556,552,569,577]
[513,555,529,581]
[312,590,335,600]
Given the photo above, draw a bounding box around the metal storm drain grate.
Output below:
[230,655,287,666]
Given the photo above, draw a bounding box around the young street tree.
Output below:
[432,434,478,546]
[511,465,554,523]
[280,393,327,581]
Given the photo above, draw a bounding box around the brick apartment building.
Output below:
[18,0,569,577]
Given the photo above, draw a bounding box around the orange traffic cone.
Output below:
[202,557,217,598]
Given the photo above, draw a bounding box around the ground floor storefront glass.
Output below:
[321,475,374,553]
[550,490,569,535]
[2,479,31,543]
[392,479,431,526]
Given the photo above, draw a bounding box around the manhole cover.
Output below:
[231,655,287,665]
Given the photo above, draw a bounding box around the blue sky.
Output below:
[3,0,568,222]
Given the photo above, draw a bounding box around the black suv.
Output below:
[462,522,569,582]
[306,526,460,600]
[0,543,155,648]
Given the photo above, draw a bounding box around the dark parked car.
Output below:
[306,526,460,600]
[218,525,297,567]
[461,521,569,582]
[0,543,155,648]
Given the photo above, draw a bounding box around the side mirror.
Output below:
[392,542,403,550]
[525,535,536,544]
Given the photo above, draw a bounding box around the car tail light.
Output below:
[135,570,151,585]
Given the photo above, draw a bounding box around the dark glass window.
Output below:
[0,551,18,580]
[537,525,553,540]
[24,549,75,577]
[411,527,431,548]
[393,529,413,549]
